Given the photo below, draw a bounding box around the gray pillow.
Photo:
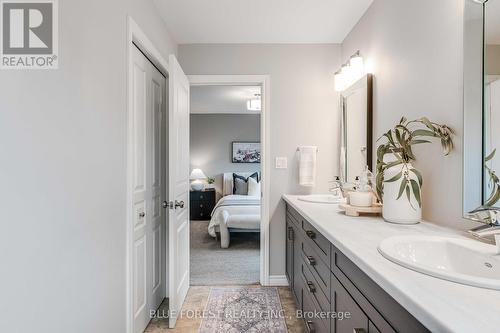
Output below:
[233,172,259,195]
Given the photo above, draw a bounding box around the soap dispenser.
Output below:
[349,166,375,207]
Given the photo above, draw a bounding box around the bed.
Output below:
[208,172,261,248]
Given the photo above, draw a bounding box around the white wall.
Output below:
[179,44,342,275]
[341,0,477,230]
[0,0,176,332]
[190,114,261,196]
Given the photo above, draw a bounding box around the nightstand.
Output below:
[190,189,216,220]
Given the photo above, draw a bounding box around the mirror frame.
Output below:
[463,0,486,216]
[340,74,373,182]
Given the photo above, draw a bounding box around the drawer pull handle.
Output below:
[200,195,204,199]
[307,281,316,293]
[200,204,203,208]
[305,320,315,333]
[306,255,316,266]
[353,329,366,333]
[306,230,316,239]
[138,212,145,218]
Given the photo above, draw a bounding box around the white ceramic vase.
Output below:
[381,154,422,224]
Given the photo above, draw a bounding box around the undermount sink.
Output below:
[378,235,500,290]
[297,194,345,204]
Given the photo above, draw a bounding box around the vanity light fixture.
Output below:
[334,50,367,92]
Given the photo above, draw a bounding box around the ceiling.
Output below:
[486,0,500,44]
[191,85,262,114]
[153,0,374,44]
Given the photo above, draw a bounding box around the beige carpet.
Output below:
[190,220,260,285]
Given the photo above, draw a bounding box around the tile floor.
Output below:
[145,285,305,333]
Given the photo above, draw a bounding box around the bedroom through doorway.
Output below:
[188,84,263,285]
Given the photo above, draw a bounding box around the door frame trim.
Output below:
[188,74,271,286]
[126,16,170,333]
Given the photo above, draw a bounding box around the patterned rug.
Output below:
[198,287,288,333]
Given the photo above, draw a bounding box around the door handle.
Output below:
[305,255,316,266]
[162,201,169,209]
[353,329,367,333]
[175,200,185,209]
[305,320,315,333]
[138,212,145,218]
[287,227,294,241]
[307,281,316,293]
[306,230,316,239]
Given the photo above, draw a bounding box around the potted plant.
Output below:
[376,117,454,224]
[206,176,216,189]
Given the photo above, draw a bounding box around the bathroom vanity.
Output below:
[283,195,500,333]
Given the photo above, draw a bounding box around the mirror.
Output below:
[463,0,500,215]
[340,74,373,183]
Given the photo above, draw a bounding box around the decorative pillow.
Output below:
[233,172,259,195]
[247,177,261,197]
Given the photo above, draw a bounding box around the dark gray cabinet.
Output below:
[285,203,430,333]
[190,190,216,220]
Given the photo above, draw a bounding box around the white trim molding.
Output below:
[188,74,272,286]
[268,275,289,287]
[126,16,170,333]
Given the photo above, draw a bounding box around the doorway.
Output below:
[189,85,262,285]
[188,75,271,287]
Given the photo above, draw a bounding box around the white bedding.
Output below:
[208,195,261,237]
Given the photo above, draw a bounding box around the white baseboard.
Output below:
[268,275,289,286]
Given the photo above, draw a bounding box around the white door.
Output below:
[131,45,167,333]
[168,54,190,328]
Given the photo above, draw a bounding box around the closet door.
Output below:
[131,45,167,333]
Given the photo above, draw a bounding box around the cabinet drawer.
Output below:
[190,200,212,220]
[191,200,214,211]
[286,204,303,226]
[331,273,369,333]
[332,245,427,333]
[302,285,330,333]
[286,212,301,228]
[190,191,215,201]
[302,240,330,300]
[302,260,329,313]
[302,219,331,264]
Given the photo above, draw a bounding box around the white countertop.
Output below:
[283,194,500,333]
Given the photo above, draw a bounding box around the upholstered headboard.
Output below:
[222,172,260,196]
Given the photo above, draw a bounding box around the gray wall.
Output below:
[0,0,176,332]
[179,44,342,276]
[341,0,477,230]
[190,114,261,196]
[486,44,500,74]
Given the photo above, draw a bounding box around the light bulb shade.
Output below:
[246,99,261,111]
[341,64,352,87]
[334,72,344,92]
[190,168,207,180]
[350,55,364,70]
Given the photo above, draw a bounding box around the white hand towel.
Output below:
[298,146,317,187]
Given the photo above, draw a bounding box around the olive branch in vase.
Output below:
[376,117,454,208]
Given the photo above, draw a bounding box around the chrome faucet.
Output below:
[329,177,354,198]
[467,206,500,254]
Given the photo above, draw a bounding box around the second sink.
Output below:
[297,194,345,204]
[378,235,500,290]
